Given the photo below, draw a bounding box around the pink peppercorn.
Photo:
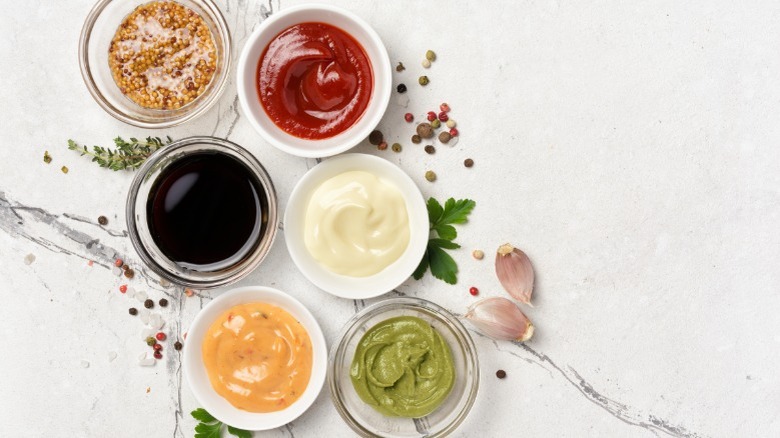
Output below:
[119,284,127,293]
[404,113,414,123]
[426,111,437,121]
[156,332,166,341]
[469,287,479,296]
[153,351,162,359]
[438,111,449,122]
[153,343,163,351]
[114,258,123,267]
[449,128,459,137]
[440,103,450,112]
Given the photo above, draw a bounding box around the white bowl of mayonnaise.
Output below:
[284,154,428,299]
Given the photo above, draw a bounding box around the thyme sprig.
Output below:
[67,136,173,171]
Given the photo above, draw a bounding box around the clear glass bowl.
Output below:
[126,136,278,289]
[328,297,479,437]
[79,0,231,128]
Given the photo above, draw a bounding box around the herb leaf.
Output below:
[67,136,172,171]
[413,197,475,284]
[194,422,222,438]
[227,426,252,438]
[191,408,217,423]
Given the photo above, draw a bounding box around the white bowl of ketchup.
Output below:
[237,4,392,158]
[183,286,327,431]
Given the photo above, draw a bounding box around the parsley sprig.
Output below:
[192,408,251,438]
[67,136,172,170]
[413,197,476,284]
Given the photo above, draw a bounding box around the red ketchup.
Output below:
[256,22,373,139]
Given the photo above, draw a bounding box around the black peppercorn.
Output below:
[496,369,507,379]
[144,299,154,309]
[124,268,135,279]
[424,145,435,154]
[368,130,383,145]
[464,158,474,168]
[174,341,183,351]
[129,307,138,315]
[159,298,168,307]
[396,83,407,93]
[98,216,108,225]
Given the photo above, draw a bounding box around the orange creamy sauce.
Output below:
[202,303,313,412]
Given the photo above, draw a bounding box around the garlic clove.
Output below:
[464,297,534,342]
[495,243,535,306]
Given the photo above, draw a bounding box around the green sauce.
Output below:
[350,316,455,418]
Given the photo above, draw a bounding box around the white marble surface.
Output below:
[1,1,779,437]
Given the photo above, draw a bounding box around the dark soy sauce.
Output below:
[147,152,267,271]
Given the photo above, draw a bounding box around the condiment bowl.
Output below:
[79,0,231,128]
[184,286,328,431]
[237,4,392,158]
[329,297,480,437]
[284,154,428,299]
[126,136,278,289]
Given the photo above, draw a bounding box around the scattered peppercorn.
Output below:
[446,119,456,129]
[368,130,383,145]
[425,50,436,61]
[422,59,431,68]
[396,62,405,72]
[391,143,402,153]
[114,258,123,267]
[438,132,452,144]
[450,128,459,137]
[43,151,52,164]
[173,341,183,351]
[146,337,157,347]
[469,286,479,296]
[124,268,135,279]
[378,141,388,151]
[438,111,449,122]
[153,343,163,351]
[426,111,437,121]
[159,298,168,307]
[418,76,429,86]
[156,332,166,341]
[440,103,450,112]
[416,123,434,139]
[97,216,108,225]
[61,166,69,174]
[144,299,154,309]
[496,370,507,379]
[119,284,128,293]
[411,134,422,144]
[153,351,162,360]
[464,158,474,168]
[129,307,138,315]
[404,113,414,123]
[472,249,485,260]
[431,119,441,129]
[424,145,436,154]
[122,264,130,272]
[184,288,194,297]
[425,170,437,182]
[396,83,407,93]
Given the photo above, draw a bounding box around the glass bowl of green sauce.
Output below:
[328,297,479,437]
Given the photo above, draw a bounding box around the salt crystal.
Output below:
[159,278,171,288]
[396,94,409,108]
[448,136,459,147]
[134,290,148,302]
[81,360,90,368]
[108,351,117,362]
[125,286,136,297]
[138,352,155,367]
[149,313,164,330]
[141,328,154,341]
[112,267,122,276]
[23,254,36,265]
[139,308,150,325]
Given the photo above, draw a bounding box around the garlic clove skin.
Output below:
[495,243,535,306]
[465,297,534,342]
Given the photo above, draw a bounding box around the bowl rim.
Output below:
[125,136,278,289]
[327,297,480,437]
[283,153,429,299]
[236,3,392,158]
[183,285,328,431]
[78,0,232,128]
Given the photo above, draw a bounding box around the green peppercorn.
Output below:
[425,170,437,182]
[411,134,422,144]
[425,50,436,61]
[418,76,429,86]
[391,143,402,153]
[431,119,441,129]
[146,336,157,347]
[43,151,52,164]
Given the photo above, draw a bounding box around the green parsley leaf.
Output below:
[227,426,253,438]
[194,422,222,438]
[413,197,475,284]
[191,408,217,423]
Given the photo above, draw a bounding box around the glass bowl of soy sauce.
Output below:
[126,136,278,289]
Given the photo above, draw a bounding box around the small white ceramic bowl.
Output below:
[284,154,428,299]
[236,4,392,158]
[183,286,327,431]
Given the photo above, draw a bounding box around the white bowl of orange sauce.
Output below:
[183,286,327,430]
